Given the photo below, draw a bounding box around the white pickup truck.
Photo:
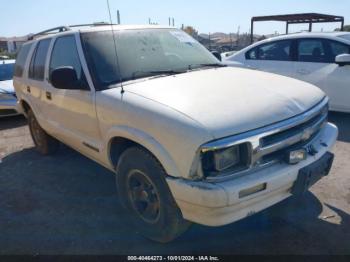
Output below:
[14,24,338,242]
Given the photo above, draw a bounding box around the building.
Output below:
[0,35,30,53]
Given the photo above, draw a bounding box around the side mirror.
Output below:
[335,54,350,66]
[211,51,222,61]
[51,66,82,90]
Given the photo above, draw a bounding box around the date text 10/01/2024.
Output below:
[127,256,220,261]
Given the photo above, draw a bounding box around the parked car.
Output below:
[221,50,238,60]
[225,32,350,113]
[14,25,338,242]
[0,59,20,117]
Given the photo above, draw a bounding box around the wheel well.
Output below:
[109,137,140,169]
[21,100,31,115]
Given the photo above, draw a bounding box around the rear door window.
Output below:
[29,39,51,80]
[14,43,33,77]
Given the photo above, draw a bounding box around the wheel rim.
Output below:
[127,170,161,224]
[30,117,43,147]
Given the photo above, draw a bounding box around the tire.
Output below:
[27,110,59,155]
[116,147,191,243]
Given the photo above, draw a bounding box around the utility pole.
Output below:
[117,10,121,24]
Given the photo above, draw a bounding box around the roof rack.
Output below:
[28,22,116,40]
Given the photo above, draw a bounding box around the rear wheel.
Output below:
[116,147,191,243]
[28,110,59,155]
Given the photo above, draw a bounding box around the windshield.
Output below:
[0,63,15,81]
[81,29,218,88]
[338,34,350,42]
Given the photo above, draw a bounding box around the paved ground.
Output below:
[0,113,349,255]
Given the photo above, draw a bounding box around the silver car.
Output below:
[0,59,20,117]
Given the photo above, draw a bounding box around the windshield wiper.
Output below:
[131,70,184,80]
[103,70,185,88]
[188,63,227,70]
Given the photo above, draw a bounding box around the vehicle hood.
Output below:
[0,80,15,94]
[124,67,325,139]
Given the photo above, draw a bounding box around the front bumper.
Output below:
[166,123,338,226]
[0,98,20,117]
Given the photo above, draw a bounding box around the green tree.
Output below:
[335,25,350,32]
[183,26,198,37]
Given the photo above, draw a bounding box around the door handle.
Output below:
[46,91,52,100]
[26,86,31,93]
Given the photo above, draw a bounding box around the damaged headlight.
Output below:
[201,143,250,176]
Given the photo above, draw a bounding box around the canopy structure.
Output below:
[251,13,345,43]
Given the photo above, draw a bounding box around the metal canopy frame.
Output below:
[250,13,345,43]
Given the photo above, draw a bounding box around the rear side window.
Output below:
[14,43,32,77]
[246,40,292,61]
[49,35,83,81]
[29,39,51,80]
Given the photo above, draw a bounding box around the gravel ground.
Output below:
[0,113,349,255]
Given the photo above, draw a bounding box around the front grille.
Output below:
[201,98,329,181]
[256,103,328,166]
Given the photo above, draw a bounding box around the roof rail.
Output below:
[28,22,116,40]
[69,22,116,28]
[28,26,71,40]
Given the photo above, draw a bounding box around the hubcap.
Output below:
[127,170,160,224]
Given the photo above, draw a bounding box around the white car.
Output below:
[226,32,350,113]
[0,59,20,117]
[14,25,338,242]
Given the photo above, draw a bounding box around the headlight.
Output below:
[214,146,241,171]
[201,143,250,177]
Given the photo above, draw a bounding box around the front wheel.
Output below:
[27,110,59,155]
[116,147,191,243]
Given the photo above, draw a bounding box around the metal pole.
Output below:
[309,22,313,32]
[148,18,151,24]
[250,19,254,44]
[341,19,345,31]
[117,10,120,24]
[169,17,171,26]
[172,18,175,27]
[286,22,289,34]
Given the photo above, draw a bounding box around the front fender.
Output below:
[104,125,182,178]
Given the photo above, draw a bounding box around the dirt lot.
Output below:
[0,113,349,255]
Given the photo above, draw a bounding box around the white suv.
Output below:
[226,32,350,113]
[14,24,338,242]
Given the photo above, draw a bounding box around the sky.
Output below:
[1,0,349,37]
